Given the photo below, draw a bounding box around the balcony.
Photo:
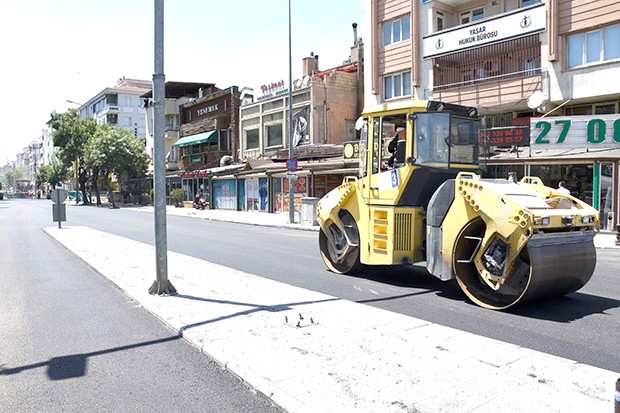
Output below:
[432,72,541,108]
[431,34,542,109]
[101,105,120,115]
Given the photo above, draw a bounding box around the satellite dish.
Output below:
[354,116,365,131]
[527,91,545,109]
[294,78,302,88]
[301,75,310,87]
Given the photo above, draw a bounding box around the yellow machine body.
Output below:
[316,99,599,309]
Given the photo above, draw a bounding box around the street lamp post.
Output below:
[66,100,83,203]
[288,0,295,224]
[148,0,176,296]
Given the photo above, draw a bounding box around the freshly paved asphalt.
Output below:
[44,205,620,413]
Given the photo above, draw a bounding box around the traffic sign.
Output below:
[50,189,67,204]
[286,172,298,179]
[286,157,298,172]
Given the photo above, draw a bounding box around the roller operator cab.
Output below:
[316,99,599,310]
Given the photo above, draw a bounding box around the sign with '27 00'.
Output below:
[530,114,620,149]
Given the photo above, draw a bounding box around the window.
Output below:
[567,102,619,116]
[219,129,231,151]
[586,31,601,63]
[460,7,484,24]
[604,25,620,60]
[436,11,444,31]
[124,97,133,106]
[384,71,411,100]
[595,104,616,114]
[265,124,283,147]
[568,23,620,68]
[383,15,410,47]
[246,129,259,150]
[521,0,537,6]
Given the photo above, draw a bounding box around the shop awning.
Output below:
[173,130,217,148]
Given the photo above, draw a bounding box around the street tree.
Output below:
[0,165,28,191]
[34,165,51,191]
[85,124,149,208]
[47,154,69,189]
[51,109,97,204]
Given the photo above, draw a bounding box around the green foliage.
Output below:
[85,124,150,178]
[48,154,69,188]
[0,165,28,188]
[150,188,154,201]
[35,165,51,188]
[51,109,97,169]
[170,188,183,202]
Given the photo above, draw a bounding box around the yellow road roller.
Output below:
[316,99,599,310]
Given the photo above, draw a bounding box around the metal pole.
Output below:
[148,0,176,295]
[288,0,295,224]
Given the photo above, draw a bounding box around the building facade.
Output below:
[142,81,219,174]
[174,86,251,204]
[76,78,151,139]
[228,46,363,214]
[365,0,620,229]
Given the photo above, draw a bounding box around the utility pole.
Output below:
[288,0,295,224]
[148,0,176,295]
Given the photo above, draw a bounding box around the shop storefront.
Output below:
[205,158,358,214]
[482,113,620,230]
[181,170,209,204]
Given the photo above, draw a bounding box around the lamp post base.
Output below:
[148,280,177,296]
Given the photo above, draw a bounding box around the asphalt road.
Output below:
[0,198,285,413]
[8,198,620,375]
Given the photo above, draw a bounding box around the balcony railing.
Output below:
[102,105,120,114]
[433,34,541,91]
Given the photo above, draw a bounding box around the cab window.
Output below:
[372,114,408,174]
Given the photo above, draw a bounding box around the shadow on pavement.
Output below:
[0,336,180,380]
[173,295,341,334]
[507,292,620,322]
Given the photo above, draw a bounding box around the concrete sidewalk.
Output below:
[44,217,618,412]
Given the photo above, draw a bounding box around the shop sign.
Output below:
[343,140,362,159]
[259,79,286,99]
[190,154,203,164]
[197,103,218,116]
[422,3,545,58]
[530,114,620,149]
[192,97,226,119]
[479,126,530,146]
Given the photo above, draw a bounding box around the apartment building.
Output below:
[76,77,151,139]
[141,81,216,173]
[365,0,620,228]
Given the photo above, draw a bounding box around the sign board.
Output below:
[343,141,362,159]
[423,3,546,58]
[52,203,67,222]
[286,172,299,180]
[530,114,620,149]
[50,189,67,204]
[479,126,530,146]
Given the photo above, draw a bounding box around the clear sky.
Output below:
[0,0,363,163]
